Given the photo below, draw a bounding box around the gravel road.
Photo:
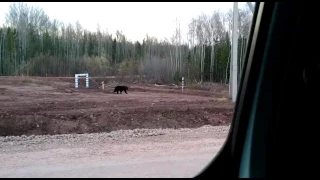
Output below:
[0,125,230,178]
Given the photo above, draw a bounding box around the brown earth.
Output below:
[0,76,234,136]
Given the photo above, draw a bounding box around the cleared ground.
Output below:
[0,76,233,136]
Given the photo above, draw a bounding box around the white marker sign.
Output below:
[75,73,89,88]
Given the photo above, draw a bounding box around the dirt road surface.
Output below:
[0,125,229,178]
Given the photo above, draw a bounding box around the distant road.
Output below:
[0,75,147,79]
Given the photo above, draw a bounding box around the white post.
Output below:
[231,2,238,103]
[75,74,78,89]
[182,77,184,91]
[85,73,89,88]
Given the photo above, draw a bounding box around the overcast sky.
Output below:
[0,2,252,42]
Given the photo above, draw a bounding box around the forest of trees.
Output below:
[0,2,252,84]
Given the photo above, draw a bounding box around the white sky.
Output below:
[0,2,251,43]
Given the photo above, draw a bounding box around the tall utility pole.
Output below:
[230,2,239,103]
[229,2,254,102]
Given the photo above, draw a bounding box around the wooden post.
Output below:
[101,81,105,90]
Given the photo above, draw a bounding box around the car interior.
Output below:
[196,2,316,178]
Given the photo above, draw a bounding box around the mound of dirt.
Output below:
[0,106,233,136]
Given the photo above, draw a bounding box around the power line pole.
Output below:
[230,2,239,103]
[229,2,254,102]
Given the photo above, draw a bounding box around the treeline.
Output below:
[0,2,252,84]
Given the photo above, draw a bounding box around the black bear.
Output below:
[113,86,128,94]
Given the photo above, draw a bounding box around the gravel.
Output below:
[1,125,230,178]
[0,125,230,152]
